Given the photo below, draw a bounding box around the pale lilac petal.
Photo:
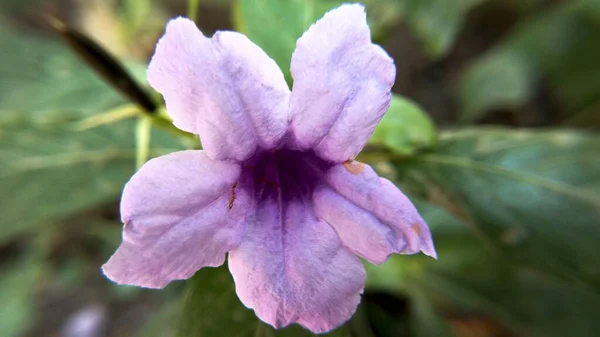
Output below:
[148,18,290,162]
[102,150,251,288]
[325,161,437,258]
[228,196,365,333]
[313,186,403,264]
[288,4,395,162]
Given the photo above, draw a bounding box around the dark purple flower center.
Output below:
[240,150,333,202]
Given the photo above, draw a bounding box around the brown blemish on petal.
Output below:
[228,182,238,210]
[412,223,422,236]
[343,160,365,175]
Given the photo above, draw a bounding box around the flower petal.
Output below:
[313,186,402,264]
[148,18,290,162]
[228,195,365,333]
[102,150,250,288]
[288,4,395,162]
[324,161,437,259]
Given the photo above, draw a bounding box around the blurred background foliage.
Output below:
[0,0,598,336]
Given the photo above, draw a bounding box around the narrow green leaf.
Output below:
[72,104,141,131]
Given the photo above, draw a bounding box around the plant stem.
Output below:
[188,0,200,22]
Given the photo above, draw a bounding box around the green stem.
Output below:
[152,114,197,141]
[136,117,152,169]
[188,0,200,22]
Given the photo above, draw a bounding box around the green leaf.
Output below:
[0,112,182,244]
[365,199,492,296]
[234,0,321,81]
[409,291,454,337]
[0,257,42,337]
[137,299,180,337]
[0,26,125,117]
[366,199,600,337]
[233,0,401,81]
[416,259,600,337]
[396,0,486,59]
[364,201,472,337]
[394,128,600,286]
[0,0,40,10]
[458,49,535,123]
[365,128,600,335]
[369,95,437,156]
[0,26,183,243]
[178,265,353,337]
[458,2,600,122]
[122,0,153,33]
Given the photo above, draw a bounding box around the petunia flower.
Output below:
[102,3,436,333]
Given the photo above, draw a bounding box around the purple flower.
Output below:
[103,4,436,333]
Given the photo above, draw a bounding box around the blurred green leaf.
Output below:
[178,265,353,336]
[234,0,323,81]
[137,299,180,337]
[365,201,469,337]
[395,128,600,286]
[122,0,153,33]
[368,196,600,337]
[0,27,183,243]
[366,127,600,334]
[458,2,600,123]
[361,293,411,337]
[0,112,181,244]
[395,0,486,59]
[416,259,600,337]
[365,199,491,294]
[233,0,401,80]
[370,95,437,156]
[0,27,126,117]
[410,291,454,337]
[0,0,39,10]
[0,257,42,337]
[458,49,535,123]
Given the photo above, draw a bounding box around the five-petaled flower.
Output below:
[103,4,436,333]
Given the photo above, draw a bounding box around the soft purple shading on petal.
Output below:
[288,4,396,162]
[313,186,402,264]
[228,196,365,333]
[102,151,250,288]
[325,161,437,258]
[148,18,290,162]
